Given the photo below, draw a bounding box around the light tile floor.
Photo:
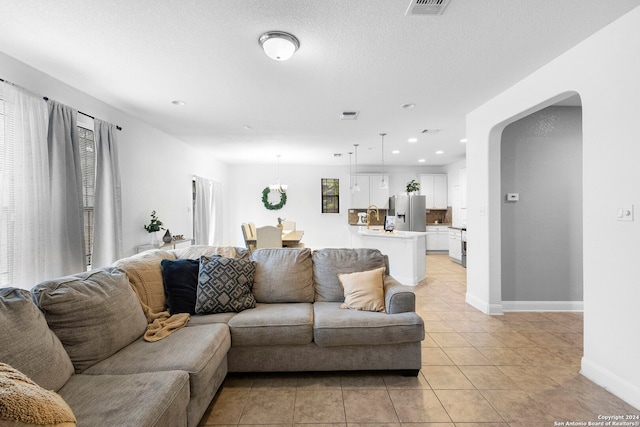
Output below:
[199,254,639,426]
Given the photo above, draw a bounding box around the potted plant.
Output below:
[406,179,420,194]
[144,210,164,245]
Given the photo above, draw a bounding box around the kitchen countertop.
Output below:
[355,229,427,239]
[448,226,467,230]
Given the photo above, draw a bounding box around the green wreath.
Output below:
[262,187,287,210]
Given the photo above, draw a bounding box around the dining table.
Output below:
[246,229,304,247]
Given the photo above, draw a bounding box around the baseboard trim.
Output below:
[465,293,504,315]
[502,300,583,312]
[581,357,640,410]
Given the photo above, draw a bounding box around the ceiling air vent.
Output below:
[340,111,359,120]
[406,0,451,16]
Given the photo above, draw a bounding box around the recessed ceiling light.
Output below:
[392,150,400,154]
[436,150,444,154]
[418,159,426,163]
[244,125,253,130]
[171,100,186,106]
[460,138,467,143]
[401,103,415,109]
[408,137,418,143]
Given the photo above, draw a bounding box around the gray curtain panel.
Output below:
[92,119,123,267]
[47,100,86,276]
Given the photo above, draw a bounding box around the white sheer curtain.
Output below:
[0,83,52,289]
[194,176,223,246]
[92,119,122,268]
[47,100,85,275]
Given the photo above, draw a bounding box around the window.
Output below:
[78,124,95,269]
[321,178,339,213]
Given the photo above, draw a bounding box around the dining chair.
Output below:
[241,223,254,250]
[282,220,296,231]
[256,225,282,249]
[248,222,257,240]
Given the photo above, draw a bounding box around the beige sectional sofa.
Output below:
[0,246,424,427]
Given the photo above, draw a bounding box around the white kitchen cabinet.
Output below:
[369,175,390,208]
[426,225,449,252]
[350,175,389,208]
[419,174,448,209]
[350,175,370,208]
[449,229,462,263]
[460,168,467,209]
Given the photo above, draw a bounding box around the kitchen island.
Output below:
[351,228,426,286]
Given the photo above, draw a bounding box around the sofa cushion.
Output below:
[113,249,177,313]
[83,323,229,426]
[187,312,237,326]
[338,267,386,312]
[32,268,148,373]
[195,256,256,314]
[250,248,314,303]
[161,258,200,315]
[228,303,313,346]
[59,371,189,427]
[313,302,425,347]
[0,362,76,426]
[0,288,74,392]
[313,248,389,302]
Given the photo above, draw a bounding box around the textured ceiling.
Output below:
[1,1,638,166]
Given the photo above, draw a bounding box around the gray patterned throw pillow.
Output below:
[195,256,256,314]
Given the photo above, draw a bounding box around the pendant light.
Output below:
[269,154,287,193]
[379,133,388,189]
[352,144,361,193]
[348,151,353,191]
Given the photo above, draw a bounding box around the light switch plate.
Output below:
[616,205,634,221]
[506,193,519,202]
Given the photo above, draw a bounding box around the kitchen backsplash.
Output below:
[426,207,452,225]
[348,207,451,226]
[348,209,388,226]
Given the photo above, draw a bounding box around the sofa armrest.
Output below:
[384,276,416,314]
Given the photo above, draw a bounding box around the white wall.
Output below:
[227,164,352,249]
[466,6,640,408]
[0,51,230,257]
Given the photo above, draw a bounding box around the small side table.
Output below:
[136,238,193,254]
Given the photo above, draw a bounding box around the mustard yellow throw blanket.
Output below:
[0,363,76,426]
[113,251,190,342]
[137,299,190,342]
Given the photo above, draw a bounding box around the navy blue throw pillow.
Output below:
[160,258,200,315]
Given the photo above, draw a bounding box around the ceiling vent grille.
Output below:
[406,0,451,16]
[340,111,359,120]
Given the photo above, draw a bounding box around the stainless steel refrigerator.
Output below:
[388,195,426,232]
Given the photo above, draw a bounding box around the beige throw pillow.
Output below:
[338,267,386,312]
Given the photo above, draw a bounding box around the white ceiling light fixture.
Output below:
[460,138,468,143]
[408,137,418,143]
[436,150,444,154]
[259,31,300,61]
[352,144,361,193]
[269,154,288,193]
[379,133,388,189]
